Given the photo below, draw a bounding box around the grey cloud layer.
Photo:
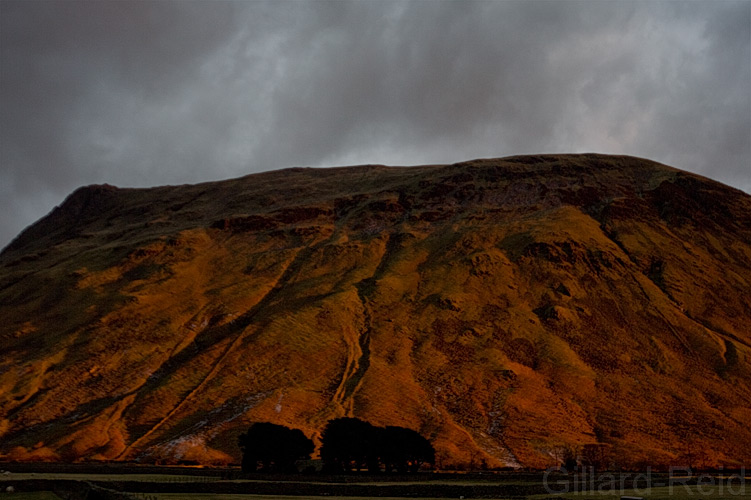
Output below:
[1,0,749,247]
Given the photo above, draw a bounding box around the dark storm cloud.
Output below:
[1,0,749,248]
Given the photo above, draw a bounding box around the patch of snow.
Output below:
[476,435,523,469]
[151,391,271,460]
[274,393,284,413]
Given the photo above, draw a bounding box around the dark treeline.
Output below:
[321,417,435,473]
[238,417,435,473]
[238,422,314,473]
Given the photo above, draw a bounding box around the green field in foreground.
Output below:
[152,496,480,500]
[530,484,750,500]
[0,493,62,500]
[2,472,217,482]
[147,482,751,500]
[2,471,747,500]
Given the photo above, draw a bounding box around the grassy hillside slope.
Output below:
[1,154,750,468]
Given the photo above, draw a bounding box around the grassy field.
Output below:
[1,470,747,500]
[143,485,751,500]
[529,484,751,500]
[149,484,750,500]
[2,472,217,482]
[152,496,470,500]
[0,494,62,500]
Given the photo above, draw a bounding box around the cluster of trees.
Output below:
[321,417,435,473]
[551,443,613,471]
[238,422,314,472]
[238,417,435,473]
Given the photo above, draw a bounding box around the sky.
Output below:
[1,0,750,249]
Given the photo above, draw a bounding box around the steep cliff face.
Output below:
[1,154,750,468]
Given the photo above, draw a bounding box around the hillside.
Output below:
[1,154,750,468]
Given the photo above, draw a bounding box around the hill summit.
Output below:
[1,154,750,468]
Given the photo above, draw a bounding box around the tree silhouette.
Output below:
[238,422,314,472]
[320,417,435,473]
[580,443,611,471]
[380,425,435,473]
[320,417,379,472]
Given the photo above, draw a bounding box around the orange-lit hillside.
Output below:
[1,154,749,468]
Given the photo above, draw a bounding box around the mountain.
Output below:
[1,154,750,469]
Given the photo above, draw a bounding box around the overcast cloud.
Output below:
[1,0,749,248]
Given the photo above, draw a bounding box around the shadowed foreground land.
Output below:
[0,466,749,499]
